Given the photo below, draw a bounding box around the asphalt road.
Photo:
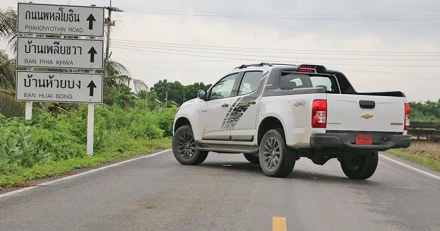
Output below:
[1,150,440,231]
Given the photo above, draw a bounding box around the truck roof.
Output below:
[232,62,340,74]
[229,62,359,95]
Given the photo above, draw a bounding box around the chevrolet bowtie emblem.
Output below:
[361,114,373,119]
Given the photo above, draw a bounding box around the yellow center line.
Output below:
[272,216,287,231]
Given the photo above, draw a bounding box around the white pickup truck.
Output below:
[171,63,411,180]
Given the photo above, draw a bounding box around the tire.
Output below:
[258,129,295,177]
[340,151,379,180]
[243,153,260,164]
[172,125,208,165]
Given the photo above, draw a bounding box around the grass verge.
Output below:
[388,149,440,172]
[0,138,171,190]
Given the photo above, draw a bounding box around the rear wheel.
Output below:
[340,151,378,180]
[172,125,208,165]
[258,129,295,177]
[243,153,260,164]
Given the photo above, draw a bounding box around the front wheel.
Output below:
[340,151,379,180]
[258,129,295,177]
[172,125,208,165]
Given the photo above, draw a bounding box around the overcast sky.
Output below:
[1,0,439,102]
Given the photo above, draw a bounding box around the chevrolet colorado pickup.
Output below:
[171,63,411,179]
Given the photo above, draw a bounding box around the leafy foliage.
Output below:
[0,104,176,175]
[150,79,211,105]
[409,99,440,122]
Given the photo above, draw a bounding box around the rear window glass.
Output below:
[279,72,339,93]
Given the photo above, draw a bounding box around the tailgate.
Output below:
[326,94,405,132]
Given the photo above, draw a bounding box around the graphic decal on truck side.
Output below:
[220,97,244,130]
[220,74,268,130]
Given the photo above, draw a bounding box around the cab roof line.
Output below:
[232,62,331,75]
[232,62,273,70]
[232,62,326,70]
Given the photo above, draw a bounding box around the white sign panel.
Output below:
[17,3,104,37]
[17,37,104,69]
[16,71,103,103]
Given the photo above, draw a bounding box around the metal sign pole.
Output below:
[25,67,33,120]
[87,98,95,155]
[87,49,96,155]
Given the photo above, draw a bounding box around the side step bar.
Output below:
[195,142,259,154]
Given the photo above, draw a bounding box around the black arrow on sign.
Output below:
[86,14,96,30]
[88,47,97,63]
[87,81,97,96]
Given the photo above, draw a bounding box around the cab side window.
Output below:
[238,71,263,95]
[209,73,239,100]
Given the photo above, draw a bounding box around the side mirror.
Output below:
[197,89,207,100]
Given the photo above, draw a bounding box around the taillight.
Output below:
[312,99,327,128]
[404,103,410,130]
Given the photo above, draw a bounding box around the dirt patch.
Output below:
[398,140,440,162]
[407,140,440,151]
[60,171,75,176]
[12,183,41,188]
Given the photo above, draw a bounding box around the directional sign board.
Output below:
[16,71,103,103]
[17,37,104,69]
[17,3,104,37]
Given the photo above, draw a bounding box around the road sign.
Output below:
[16,71,103,103]
[17,37,104,69]
[17,3,105,37]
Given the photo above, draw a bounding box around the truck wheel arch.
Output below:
[257,116,286,145]
[174,117,192,133]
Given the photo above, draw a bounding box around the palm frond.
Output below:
[106,75,131,84]
[132,79,148,93]
[0,8,14,37]
[0,7,17,52]
[105,59,130,77]
[104,75,147,93]
[7,34,17,53]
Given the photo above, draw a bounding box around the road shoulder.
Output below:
[0,149,170,197]
[380,151,440,180]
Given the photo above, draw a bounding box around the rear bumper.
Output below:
[310,132,411,151]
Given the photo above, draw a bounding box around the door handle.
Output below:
[237,100,256,107]
[222,103,229,107]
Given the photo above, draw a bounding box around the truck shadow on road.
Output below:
[289,170,383,186]
[197,162,383,186]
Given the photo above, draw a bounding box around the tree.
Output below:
[150,79,185,106]
[408,99,440,122]
[184,82,212,101]
[148,79,212,107]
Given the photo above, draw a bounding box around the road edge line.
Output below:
[0,149,171,199]
[380,153,440,180]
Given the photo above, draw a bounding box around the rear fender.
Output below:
[256,110,293,146]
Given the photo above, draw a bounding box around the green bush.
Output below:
[0,104,176,174]
[409,99,440,122]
